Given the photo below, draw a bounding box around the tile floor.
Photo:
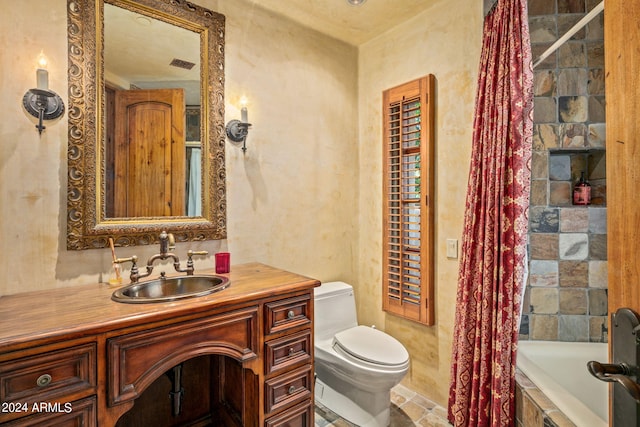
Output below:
[314,384,452,427]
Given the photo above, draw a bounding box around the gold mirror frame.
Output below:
[66,0,226,250]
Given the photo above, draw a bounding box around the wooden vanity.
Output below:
[0,263,319,426]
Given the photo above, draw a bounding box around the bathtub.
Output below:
[517,341,608,427]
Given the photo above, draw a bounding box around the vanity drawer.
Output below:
[265,329,312,375]
[0,343,96,405]
[265,400,313,427]
[2,396,96,426]
[265,294,311,335]
[264,364,312,414]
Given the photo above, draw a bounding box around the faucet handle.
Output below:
[188,250,208,257]
[184,250,208,275]
[186,250,208,263]
[115,255,137,266]
[168,233,175,251]
[115,255,139,283]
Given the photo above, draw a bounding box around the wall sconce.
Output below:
[225,96,251,152]
[22,52,65,135]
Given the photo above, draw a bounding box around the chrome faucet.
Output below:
[115,231,208,283]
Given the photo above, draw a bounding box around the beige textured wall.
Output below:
[357,0,481,404]
[0,0,358,294]
[0,0,482,409]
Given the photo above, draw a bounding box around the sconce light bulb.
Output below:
[36,51,49,91]
[37,51,48,69]
[240,96,248,123]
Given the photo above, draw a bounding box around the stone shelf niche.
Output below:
[548,148,606,207]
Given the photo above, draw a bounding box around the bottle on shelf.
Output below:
[573,171,591,205]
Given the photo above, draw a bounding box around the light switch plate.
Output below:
[446,239,458,259]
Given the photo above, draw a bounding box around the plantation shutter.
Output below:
[382,75,435,326]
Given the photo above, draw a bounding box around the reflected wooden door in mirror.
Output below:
[67,0,226,250]
[110,89,186,217]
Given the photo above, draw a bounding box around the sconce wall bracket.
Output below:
[23,89,65,134]
[225,119,252,152]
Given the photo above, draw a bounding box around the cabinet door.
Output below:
[108,306,258,405]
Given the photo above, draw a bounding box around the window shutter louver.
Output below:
[382,75,435,326]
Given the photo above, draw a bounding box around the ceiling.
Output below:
[247,0,441,46]
[104,3,201,103]
[103,0,441,104]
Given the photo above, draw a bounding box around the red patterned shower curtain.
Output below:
[447,0,533,425]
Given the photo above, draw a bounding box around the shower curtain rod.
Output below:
[532,0,604,69]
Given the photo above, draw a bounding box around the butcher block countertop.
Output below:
[0,262,320,351]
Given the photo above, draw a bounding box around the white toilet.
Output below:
[314,281,410,427]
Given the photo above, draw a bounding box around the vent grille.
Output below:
[169,58,196,70]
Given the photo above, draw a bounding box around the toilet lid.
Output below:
[333,325,409,366]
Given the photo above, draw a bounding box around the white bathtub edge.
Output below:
[517,342,608,427]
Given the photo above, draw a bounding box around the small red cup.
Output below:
[215,252,230,274]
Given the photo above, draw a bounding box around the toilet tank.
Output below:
[314,281,358,341]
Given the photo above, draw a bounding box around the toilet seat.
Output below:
[332,325,409,367]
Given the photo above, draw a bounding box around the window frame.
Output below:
[382,75,435,326]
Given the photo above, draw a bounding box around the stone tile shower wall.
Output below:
[520,0,607,343]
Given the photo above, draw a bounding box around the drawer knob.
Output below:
[289,347,295,355]
[288,385,296,395]
[36,374,52,387]
[287,310,295,319]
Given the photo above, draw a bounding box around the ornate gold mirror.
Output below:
[67,0,226,250]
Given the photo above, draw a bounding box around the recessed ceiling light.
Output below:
[134,15,152,26]
[347,0,366,5]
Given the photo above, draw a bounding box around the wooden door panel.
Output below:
[605,0,640,332]
[126,103,172,216]
[605,0,640,425]
[113,89,185,217]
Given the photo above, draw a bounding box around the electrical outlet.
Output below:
[446,239,458,259]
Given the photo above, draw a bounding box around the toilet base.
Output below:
[315,377,391,427]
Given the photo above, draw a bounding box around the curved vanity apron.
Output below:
[332,325,409,366]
